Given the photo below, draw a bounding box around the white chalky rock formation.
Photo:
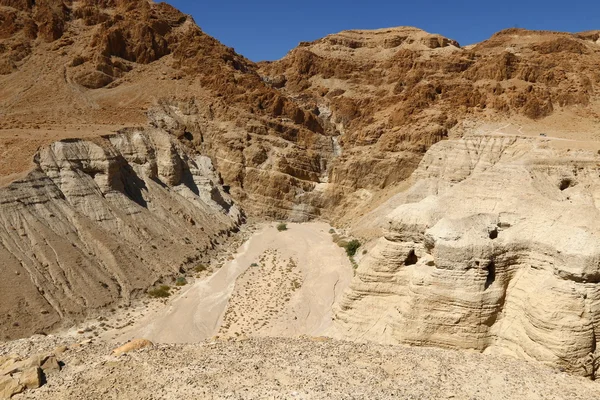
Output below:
[0,129,241,340]
[333,134,600,377]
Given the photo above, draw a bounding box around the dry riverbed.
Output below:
[104,222,354,343]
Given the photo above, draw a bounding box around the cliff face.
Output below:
[0,0,337,220]
[0,129,241,340]
[259,27,600,215]
[3,0,600,375]
[332,134,600,377]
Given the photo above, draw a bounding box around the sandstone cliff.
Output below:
[259,27,600,218]
[0,0,335,220]
[0,129,241,340]
[332,134,600,378]
[3,0,600,379]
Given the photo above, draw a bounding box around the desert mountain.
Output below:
[1,0,330,218]
[2,0,600,385]
[259,27,600,213]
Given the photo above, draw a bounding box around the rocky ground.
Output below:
[2,335,600,399]
[3,1,600,398]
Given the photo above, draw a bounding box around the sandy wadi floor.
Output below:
[111,222,353,343]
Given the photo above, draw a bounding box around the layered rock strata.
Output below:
[0,129,241,340]
[333,135,600,377]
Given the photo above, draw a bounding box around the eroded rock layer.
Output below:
[259,27,600,219]
[333,135,600,377]
[0,129,241,340]
[3,1,600,221]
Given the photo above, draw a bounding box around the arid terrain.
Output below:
[4,335,600,399]
[2,0,600,398]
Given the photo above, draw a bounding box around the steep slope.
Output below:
[332,134,600,378]
[0,0,335,220]
[259,27,600,217]
[0,128,241,340]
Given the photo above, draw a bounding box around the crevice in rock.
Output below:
[181,168,200,196]
[210,187,232,213]
[120,164,148,208]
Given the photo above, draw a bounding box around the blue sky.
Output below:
[166,0,599,61]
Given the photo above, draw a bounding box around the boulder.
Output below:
[53,345,69,355]
[19,367,42,389]
[0,354,44,376]
[112,338,154,356]
[0,358,16,374]
[40,356,60,374]
[0,375,23,399]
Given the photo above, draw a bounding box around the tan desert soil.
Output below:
[4,336,600,400]
[110,222,353,343]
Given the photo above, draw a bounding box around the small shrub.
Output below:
[277,223,288,232]
[148,285,171,298]
[329,228,336,234]
[344,239,361,257]
[362,249,367,255]
[251,263,259,268]
[194,264,207,273]
[175,276,188,286]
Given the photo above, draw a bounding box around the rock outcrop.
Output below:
[333,134,600,377]
[0,129,241,340]
[259,27,600,217]
[0,348,64,398]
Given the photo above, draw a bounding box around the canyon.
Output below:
[2,0,600,397]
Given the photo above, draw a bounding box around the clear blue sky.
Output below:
[166,0,598,61]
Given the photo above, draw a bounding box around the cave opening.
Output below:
[404,249,418,266]
[559,178,572,191]
[485,261,496,290]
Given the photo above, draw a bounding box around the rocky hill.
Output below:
[2,0,600,386]
[1,0,334,220]
[3,2,600,221]
[0,128,241,340]
[259,27,600,213]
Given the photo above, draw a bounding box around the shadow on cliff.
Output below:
[118,161,148,208]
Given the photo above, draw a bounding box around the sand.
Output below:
[111,222,353,343]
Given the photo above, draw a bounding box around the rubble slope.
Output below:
[6,335,600,400]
